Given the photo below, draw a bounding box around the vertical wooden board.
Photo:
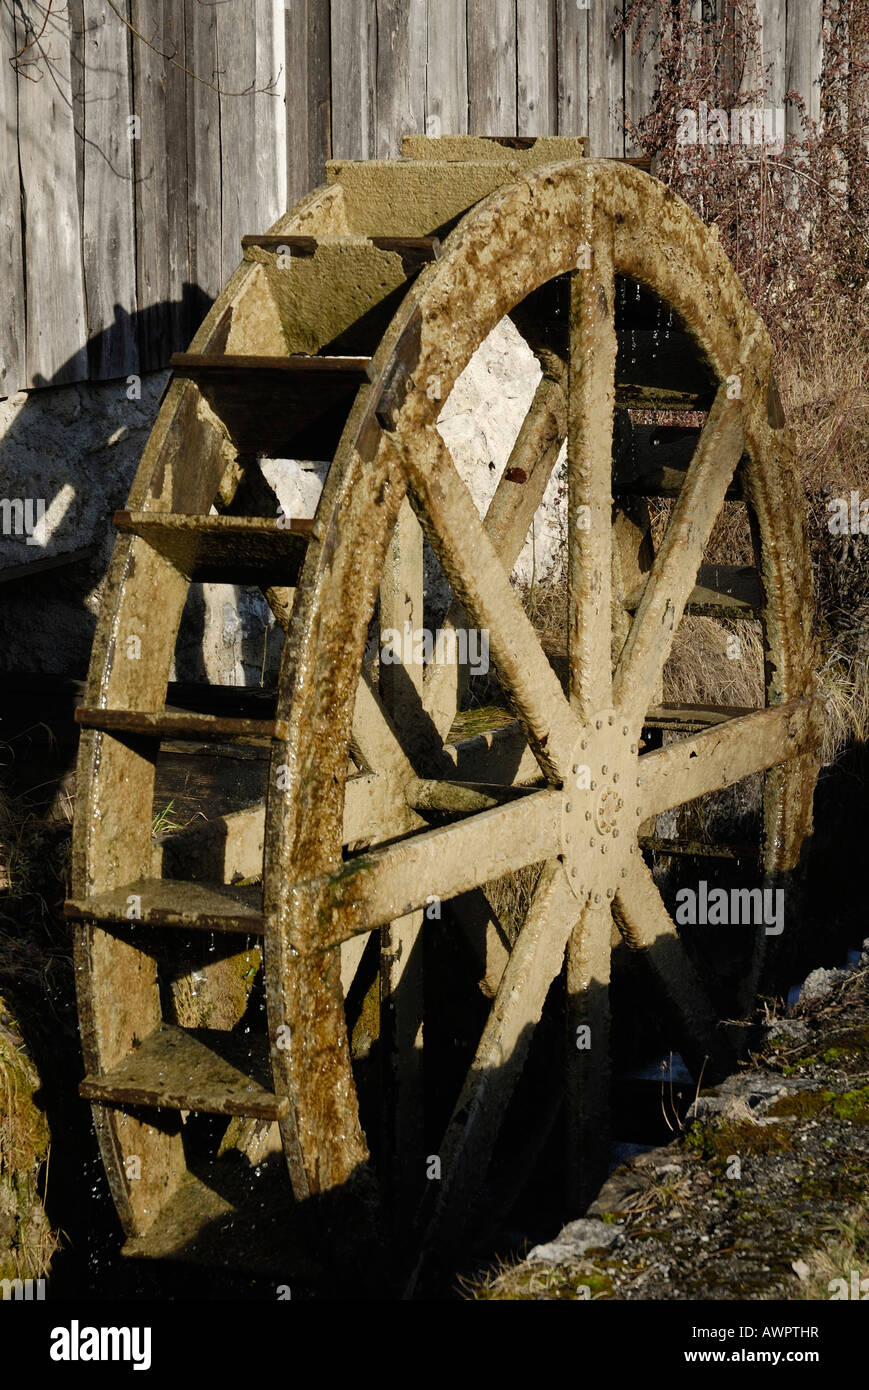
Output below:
[285,0,309,204]
[254,0,287,231]
[216,0,257,285]
[307,0,332,191]
[81,0,137,379]
[68,0,87,240]
[739,0,785,107]
[555,0,588,137]
[426,0,467,137]
[131,0,189,370]
[517,0,556,135]
[587,0,624,157]
[163,3,189,349]
[624,1,660,153]
[467,0,517,135]
[186,0,222,313]
[331,0,376,160]
[760,0,786,109]
[16,2,88,386]
[375,0,427,158]
[285,0,332,205]
[786,0,822,135]
[714,0,734,101]
[687,0,737,96]
[131,0,169,370]
[0,2,25,397]
[684,0,707,82]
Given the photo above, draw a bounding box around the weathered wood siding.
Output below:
[0,0,835,397]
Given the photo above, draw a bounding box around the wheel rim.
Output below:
[264,160,821,1286]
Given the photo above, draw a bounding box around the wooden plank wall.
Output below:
[0,0,836,398]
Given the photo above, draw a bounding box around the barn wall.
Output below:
[0,0,829,400]
[0,0,836,674]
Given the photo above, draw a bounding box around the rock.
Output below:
[587,1170,646,1215]
[798,966,852,1003]
[527,1217,623,1264]
[763,1018,811,1047]
[696,1069,810,1119]
[631,1144,686,1170]
[690,1094,728,1118]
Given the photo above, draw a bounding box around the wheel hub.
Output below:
[560,709,640,907]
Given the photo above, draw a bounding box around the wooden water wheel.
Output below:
[66,137,822,1297]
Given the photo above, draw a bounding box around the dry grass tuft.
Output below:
[663,616,765,710]
[779,326,869,501]
[0,1009,60,1281]
[817,650,869,763]
[795,1212,869,1302]
[484,863,542,944]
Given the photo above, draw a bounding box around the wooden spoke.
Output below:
[388,429,578,779]
[614,857,732,1077]
[380,906,424,1222]
[425,368,567,741]
[483,367,568,563]
[613,386,745,728]
[379,498,426,1219]
[568,212,617,717]
[611,492,655,673]
[565,898,612,1211]
[447,888,513,999]
[638,696,822,821]
[407,860,581,1293]
[352,669,416,780]
[292,787,563,948]
[564,213,619,1207]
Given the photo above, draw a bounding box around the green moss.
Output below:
[583,1272,614,1298]
[796,1169,864,1203]
[768,1085,869,1123]
[828,1087,869,1121]
[784,1047,861,1074]
[779,1026,869,1075]
[782,1057,818,1076]
[828,1024,869,1051]
[682,1117,794,1160]
[351,972,380,1054]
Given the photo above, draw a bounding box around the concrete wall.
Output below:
[0,372,167,676]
